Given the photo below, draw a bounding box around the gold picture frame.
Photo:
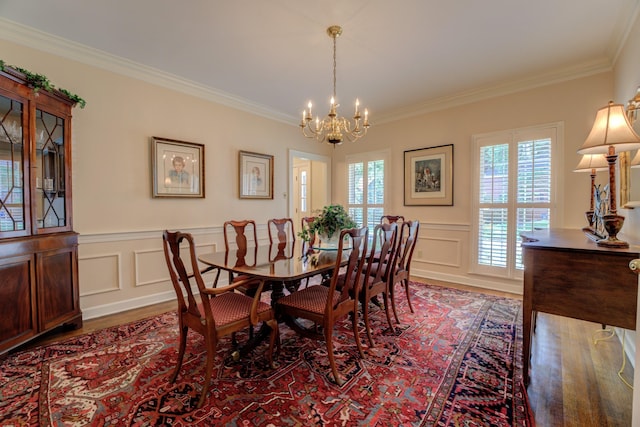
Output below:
[404,144,453,206]
[239,150,273,199]
[151,136,205,198]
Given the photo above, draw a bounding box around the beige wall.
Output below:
[615,10,640,244]
[332,72,614,293]
[611,11,640,424]
[0,27,632,314]
[0,38,331,317]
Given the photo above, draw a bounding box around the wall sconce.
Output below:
[578,101,640,248]
[573,154,608,232]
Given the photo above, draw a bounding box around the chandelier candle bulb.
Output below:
[299,25,370,144]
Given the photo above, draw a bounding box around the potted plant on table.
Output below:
[298,204,357,247]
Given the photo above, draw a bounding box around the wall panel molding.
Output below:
[78,252,122,296]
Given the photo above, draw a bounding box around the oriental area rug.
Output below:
[0,282,535,426]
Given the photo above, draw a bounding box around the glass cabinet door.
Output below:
[35,108,66,230]
[0,94,25,234]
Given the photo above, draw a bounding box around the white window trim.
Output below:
[469,122,564,280]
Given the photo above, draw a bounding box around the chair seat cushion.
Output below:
[207,292,272,326]
[277,285,340,315]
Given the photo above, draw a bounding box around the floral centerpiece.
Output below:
[298,204,357,245]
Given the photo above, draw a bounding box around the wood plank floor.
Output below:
[18,277,634,426]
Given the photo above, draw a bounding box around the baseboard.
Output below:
[411,269,523,295]
[616,327,636,370]
[82,290,177,321]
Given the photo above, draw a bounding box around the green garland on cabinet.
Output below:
[0,59,86,109]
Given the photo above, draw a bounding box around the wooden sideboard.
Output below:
[521,228,639,385]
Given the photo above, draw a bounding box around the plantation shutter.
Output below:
[347,152,388,229]
[472,124,559,279]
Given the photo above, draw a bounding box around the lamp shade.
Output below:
[573,154,609,172]
[578,102,640,155]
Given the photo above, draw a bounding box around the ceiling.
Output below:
[0,0,638,125]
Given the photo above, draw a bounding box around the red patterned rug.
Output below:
[0,282,534,426]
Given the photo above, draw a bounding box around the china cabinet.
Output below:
[0,67,81,354]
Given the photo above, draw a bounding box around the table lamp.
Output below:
[573,154,608,233]
[578,101,640,247]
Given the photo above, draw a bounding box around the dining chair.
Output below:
[223,219,262,295]
[162,230,278,408]
[300,216,320,286]
[360,222,397,347]
[380,215,405,224]
[388,220,420,324]
[268,217,295,244]
[267,217,296,295]
[276,226,369,385]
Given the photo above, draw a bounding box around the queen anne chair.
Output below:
[276,227,368,385]
[222,219,262,295]
[388,220,420,323]
[162,230,278,408]
[268,218,295,244]
[360,223,397,347]
[380,215,405,225]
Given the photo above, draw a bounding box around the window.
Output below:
[471,123,562,279]
[300,170,307,213]
[347,151,388,231]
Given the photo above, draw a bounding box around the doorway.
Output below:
[289,150,331,229]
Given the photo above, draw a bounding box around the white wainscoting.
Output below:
[76,221,522,320]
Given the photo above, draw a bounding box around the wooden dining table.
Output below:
[197,240,348,360]
[197,239,347,302]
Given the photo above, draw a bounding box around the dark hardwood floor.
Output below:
[19,277,633,426]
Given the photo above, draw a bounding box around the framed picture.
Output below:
[239,150,273,199]
[151,136,205,198]
[404,144,453,206]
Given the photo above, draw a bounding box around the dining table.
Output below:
[197,239,349,360]
[197,239,348,300]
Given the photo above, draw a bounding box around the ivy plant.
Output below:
[0,60,86,108]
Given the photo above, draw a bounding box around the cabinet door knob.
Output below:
[630,259,640,275]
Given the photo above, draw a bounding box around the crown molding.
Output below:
[0,17,297,125]
[1,13,635,127]
[378,58,613,124]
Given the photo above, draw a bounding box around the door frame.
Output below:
[288,149,331,222]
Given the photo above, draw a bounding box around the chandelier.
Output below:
[300,25,370,145]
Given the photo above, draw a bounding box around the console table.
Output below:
[521,228,640,385]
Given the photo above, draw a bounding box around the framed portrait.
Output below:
[404,144,453,206]
[239,150,273,199]
[151,136,205,198]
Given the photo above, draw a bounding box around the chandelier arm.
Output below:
[300,25,369,145]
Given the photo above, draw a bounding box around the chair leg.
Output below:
[197,336,217,409]
[171,325,188,383]
[351,305,365,359]
[403,278,414,313]
[266,318,279,368]
[325,326,343,386]
[382,291,395,333]
[389,281,401,324]
[363,294,375,348]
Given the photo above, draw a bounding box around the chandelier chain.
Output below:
[300,25,370,145]
[332,35,337,99]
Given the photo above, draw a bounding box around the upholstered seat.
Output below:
[162,230,278,408]
[276,227,368,385]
